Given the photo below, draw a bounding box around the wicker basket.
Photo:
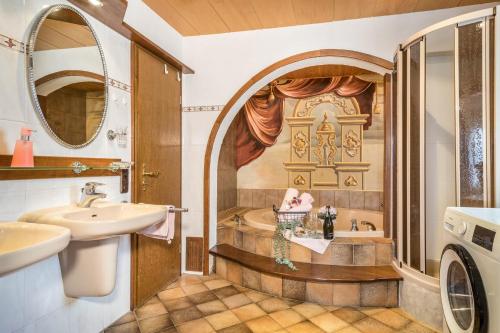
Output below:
[272,205,310,226]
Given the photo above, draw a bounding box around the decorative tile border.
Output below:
[1,32,132,94]
[0,33,25,53]
[182,105,225,112]
[108,78,132,93]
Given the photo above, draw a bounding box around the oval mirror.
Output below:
[27,5,108,148]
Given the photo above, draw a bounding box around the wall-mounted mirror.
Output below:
[27,5,108,148]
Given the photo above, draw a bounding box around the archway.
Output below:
[203,49,393,274]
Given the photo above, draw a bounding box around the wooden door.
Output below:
[131,44,182,307]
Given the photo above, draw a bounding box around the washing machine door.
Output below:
[440,244,488,333]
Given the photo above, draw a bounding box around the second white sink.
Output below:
[0,222,70,276]
[20,202,167,240]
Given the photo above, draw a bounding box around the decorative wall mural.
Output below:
[293,131,309,158]
[343,130,361,157]
[285,91,371,190]
[236,74,385,191]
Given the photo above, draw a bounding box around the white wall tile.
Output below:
[0,191,26,222]
[0,1,134,331]
[0,0,27,41]
[34,307,70,333]
[0,269,25,332]
[22,256,66,323]
[0,48,27,123]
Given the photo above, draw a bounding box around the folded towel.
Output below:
[138,205,175,244]
[299,192,314,205]
[280,188,299,211]
[283,230,331,254]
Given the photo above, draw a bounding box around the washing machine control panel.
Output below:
[444,207,500,257]
[472,225,496,251]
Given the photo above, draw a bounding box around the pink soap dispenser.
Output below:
[11,127,34,167]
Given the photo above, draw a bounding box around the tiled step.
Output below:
[210,244,401,307]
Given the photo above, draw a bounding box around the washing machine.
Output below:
[440,207,500,333]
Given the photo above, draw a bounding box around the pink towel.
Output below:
[138,205,175,244]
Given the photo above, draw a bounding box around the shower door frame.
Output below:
[393,7,495,277]
[454,16,494,208]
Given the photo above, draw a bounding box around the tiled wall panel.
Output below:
[0,1,132,332]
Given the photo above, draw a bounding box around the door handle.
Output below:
[141,164,159,191]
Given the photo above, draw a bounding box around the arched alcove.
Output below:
[203,49,393,274]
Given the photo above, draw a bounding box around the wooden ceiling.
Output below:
[35,18,96,51]
[143,0,498,36]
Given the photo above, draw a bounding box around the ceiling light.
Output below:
[88,0,104,7]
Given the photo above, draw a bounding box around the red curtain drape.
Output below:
[235,76,375,169]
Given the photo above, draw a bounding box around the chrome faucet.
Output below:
[78,182,107,208]
[351,219,359,231]
[361,221,376,231]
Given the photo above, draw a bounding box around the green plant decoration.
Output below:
[272,219,301,271]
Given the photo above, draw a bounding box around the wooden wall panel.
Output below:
[186,237,204,272]
[217,119,238,212]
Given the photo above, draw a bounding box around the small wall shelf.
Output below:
[0,155,131,180]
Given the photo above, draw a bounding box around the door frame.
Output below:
[202,49,394,275]
[130,42,183,308]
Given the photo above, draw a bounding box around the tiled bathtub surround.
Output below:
[215,208,397,308]
[217,213,392,266]
[104,274,437,333]
[237,188,384,211]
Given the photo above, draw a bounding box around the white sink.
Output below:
[19,201,168,297]
[19,202,167,240]
[0,222,70,276]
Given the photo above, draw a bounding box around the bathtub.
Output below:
[243,207,384,237]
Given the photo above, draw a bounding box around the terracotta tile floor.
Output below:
[103,274,438,333]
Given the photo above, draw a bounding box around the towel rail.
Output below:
[169,207,188,213]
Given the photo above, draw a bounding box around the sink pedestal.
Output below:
[59,237,119,297]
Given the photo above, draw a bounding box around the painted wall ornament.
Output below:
[293,131,309,158]
[293,175,306,186]
[313,113,337,166]
[344,175,359,187]
[343,130,361,157]
[295,94,357,117]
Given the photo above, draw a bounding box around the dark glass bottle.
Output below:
[323,205,334,240]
